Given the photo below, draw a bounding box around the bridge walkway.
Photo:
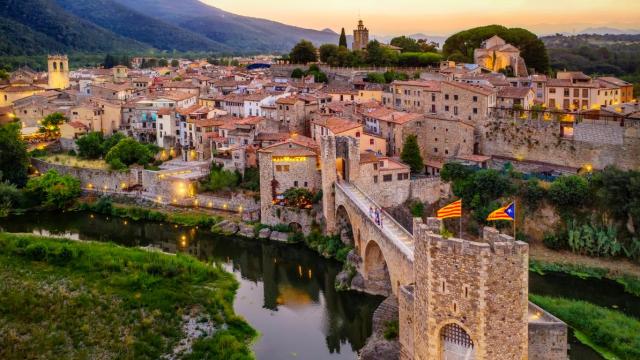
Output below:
[337,181,415,256]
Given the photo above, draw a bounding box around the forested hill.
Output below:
[0,0,341,56]
[541,34,640,77]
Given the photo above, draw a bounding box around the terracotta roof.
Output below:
[255,132,290,141]
[1,85,45,93]
[497,87,533,99]
[392,80,441,91]
[359,152,379,164]
[67,121,88,129]
[442,81,496,96]
[364,108,423,125]
[312,116,361,134]
[276,96,300,105]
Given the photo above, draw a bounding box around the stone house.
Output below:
[359,107,425,155]
[440,81,497,123]
[473,35,528,76]
[496,87,536,110]
[382,80,441,114]
[311,115,386,154]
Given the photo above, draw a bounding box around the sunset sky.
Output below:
[202,0,640,36]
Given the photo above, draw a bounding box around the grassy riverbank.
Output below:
[0,233,257,360]
[530,294,640,360]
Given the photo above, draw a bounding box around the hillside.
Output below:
[110,0,342,53]
[55,0,230,53]
[0,0,148,56]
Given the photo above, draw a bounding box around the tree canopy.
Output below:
[339,28,348,48]
[0,122,29,187]
[400,134,424,173]
[40,112,66,138]
[25,170,81,209]
[104,138,157,170]
[289,40,317,64]
[442,25,549,73]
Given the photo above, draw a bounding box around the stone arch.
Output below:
[363,240,391,296]
[335,205,354,246]
[59,62,64,71]
[288,222,302,232]
[438,322,476,360]
[52,62,57,71]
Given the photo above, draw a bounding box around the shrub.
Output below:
[543,233,565,250]
[383,320,399,340]
[520,179,546,210]
[239,167,259,191]
[0,181,23,216]
[25,243,48,261]
[105,138,156,169]
[202,166,240,193]
[76,132,104,159]
[283,187,313,208]
[410,201,425,217]
[25,170,81,209]
[548,175,590,210]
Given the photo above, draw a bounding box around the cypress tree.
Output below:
[339,28,348,48]
[400,134,424,174]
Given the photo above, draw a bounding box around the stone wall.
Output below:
[32,158,138,193]
[528,302,568,360]
[480,117,640,170]
[409,177,450,204]
[399,285,415,360]
[409,218,529,360]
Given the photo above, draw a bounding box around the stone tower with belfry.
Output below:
[47,55,69,90]
[352,19,369,51]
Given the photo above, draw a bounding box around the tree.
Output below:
[25,170,81,209]
[289,40,317,64]
[366,40,398,66]
[291,68,305,79]
[101,133,125,155]
[103,54,116,69]
[366,72,386,84]
[76,132,105,159]
[400,134,424,173]
[0,69,8,81]
[171,59,179,67]
[339,28,348,48]
[40,112,66,138]
[319,44,339,64]
[390,36,422,53]
[0,122,28,187]
[202,166,240,192]
[548,175,590,210]
[0,181,22,216]
[105,138,155,170]
[158,58,169,67]
[417,39,438,53]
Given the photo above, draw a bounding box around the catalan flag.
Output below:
[437,200,462,220]
[487,202,516,221]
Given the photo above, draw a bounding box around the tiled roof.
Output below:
[312,116,361,134]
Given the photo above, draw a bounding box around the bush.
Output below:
[410,201,424,217]
[383,320,399,340]
[239,167,259,192]
[105,138,156,169]
[76,132,104,159]
[543,233,566,250]
[0,181,23,216]
[25,243,48,261]
[548,175,590,210]
[201,166,240,192]
[520,179,546,210]
[397,52,442,66]
[283,187,313,208]
[25,170,81,209]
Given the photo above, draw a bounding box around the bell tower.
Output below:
[48,55,69,90]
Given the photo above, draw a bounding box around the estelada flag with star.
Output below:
[487,202,516,221]
[436,200,462,220]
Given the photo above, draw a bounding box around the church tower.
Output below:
[352,19,369,51]
[47,55,69,90]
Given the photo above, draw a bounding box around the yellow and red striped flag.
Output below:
[437,200,462,220]
[487,202,516,221]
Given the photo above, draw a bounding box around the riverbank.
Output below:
[0,233,257,360]
[531,294,640,360]
[530,244,640,297]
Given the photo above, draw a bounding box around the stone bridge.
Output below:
[334,180,415,296]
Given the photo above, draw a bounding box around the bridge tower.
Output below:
[400,218,529,360]
[320,136,338,234]
[47,55,69,90]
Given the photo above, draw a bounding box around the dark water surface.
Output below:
[2,212,634,359]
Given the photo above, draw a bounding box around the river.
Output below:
[2,211,635,359]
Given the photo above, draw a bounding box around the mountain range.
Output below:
[0,0,344,56]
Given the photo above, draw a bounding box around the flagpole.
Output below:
[513,199,517,239]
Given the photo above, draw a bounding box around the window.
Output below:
[473,108,478,114]
[573,89,579,97]
[445,94,449,100]
[453,106,458,115]
[434,147,438,153]
[454,95,459,101]
[304,181,308,187]
[434,138,438,142]
[369,138,374,145]
[549,88,556,94]
[383,174,393,182]
[445,149,449,155]
[445,105,450,112]
[473,96,478,102]
[564,88,570,97]
[355,131,361,137]
[294,181,298,187]
[397,173,403,180]
[373,175,378,183]
[373,163,378,170]
[431,94,436,102]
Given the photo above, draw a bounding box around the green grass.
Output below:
[530,294,640,360]
[530,259,640,297]
[0,233,256,360]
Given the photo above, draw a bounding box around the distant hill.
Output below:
[578,27,640,35]
[0,0,346,56]
[376,34,447,48]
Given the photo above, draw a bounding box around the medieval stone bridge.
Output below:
[334,180,415,296]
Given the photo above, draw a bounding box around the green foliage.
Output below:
[530,295,640,360]
[291,68,305,78]
[410,201,425,218]
[548,175,590,210]
[319,44,339,63]
[390,36,422,52]
[303,230,351,261]
[0,233,256,360]
[383,70,409,83]
[383,320,399,340]
[339,28,348,48]
[283,187,314,208]
[170,59,179,67]
[0,181,23,217]
[366,40,399,66]
[239,167,260,192]
[104,137,156,169]
[590,167,640,232]
[158,58,168,67]
[289,40,317,64]
[440,162,474,183]
[397,52,443,67]
[75,131,105,159]
[519,179,547,210]
[566,220,622,258]
[25,170,81,209]
[400,134,424,173]
[39,112,66,137]
[0,122,29,187]
[201,165,240,193]
[443,25,549,73]
[366,72,386,84]
[543,233,566,250]
[101,132,126,154]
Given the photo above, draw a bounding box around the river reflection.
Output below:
[0,212,383,359]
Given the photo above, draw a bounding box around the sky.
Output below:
[202,0,640,36]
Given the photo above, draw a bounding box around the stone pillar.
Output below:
[320,136,337,234]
